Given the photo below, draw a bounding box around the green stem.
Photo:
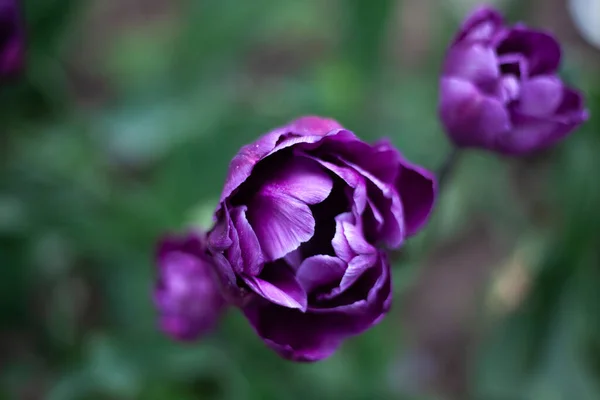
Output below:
[436,146,461,190]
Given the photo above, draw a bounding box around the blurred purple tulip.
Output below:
[207,116,436,361]
[439,6,588,155]
[154,232,226,341]
[0,0,24,78]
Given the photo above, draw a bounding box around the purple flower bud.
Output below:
[0,0,24,78]
[207,116,436,361]
[439,6,588,155]
[154,232,226,341]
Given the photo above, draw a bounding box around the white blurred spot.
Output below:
[569,0,600,49]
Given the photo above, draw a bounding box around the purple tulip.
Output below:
[0,0,24,77]
[207,116,436,361]
[439,6,588,155]
[154,232,226,341]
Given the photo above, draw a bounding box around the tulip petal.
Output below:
[210,252,246,305]
[341,139,401,185]
[207,209,233,252]
[517,75,563,117]
[557,87,586,115]
[284,248,304,270]
[230,206,264,276]
[219,129,284,205]
[500,88,587,155]
[497,114,586,155]
[312,252,390,314]
[332,218,354,262]
[243,304,346,362]
[249,194,315,262]
[443,44,500,89]
[269,128,357,157]
[286,116,343,136]
[339,253,378,291]
[497,29,561,75]
[338,157,405,248]
[396,157,437,237]
[340,221,375,255]
[219,117,346,208]
[261,156,334,205]
[248,157,333,261]
[243,253,390,362]
[439,77,511,147]
[244,262,307,311]
[224,216,243,273]
[362,197,385,241]
[455,6,504,44]
[296,255,346,294]
[304,154,368,214]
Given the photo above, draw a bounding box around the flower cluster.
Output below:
[152,5,588,362]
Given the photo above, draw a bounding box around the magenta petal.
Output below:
[396,158,437,237]
[498,74,520,102]
[230,206,264,276]
[339,253,378,291]
[337,156,405,247]
[341,221,375,255]
[248,158,333,261]
[370,194,404,248]
[243,304,345,362]
[498,118,559,154]
[496,113,584,155]
[207,210,233,252]
[517,75,563,117]
[455,5,504,44]
[296,255,346,294]
[557,87,586,114]
[210,252,246,305]
[286,116,344,136]
[497,87,587,155]
[366,197,384,231]
[338,157,393,197]
[332,217,354,262]
[312,251,391,315]
[219,129,284,205]
[340,139,401,184]
[439,77,511,147]
[241,252,392,362]
[248,193,314,261]
[224,216,243,273]
[305,154,368,214]
[443,44,500,88]
[497,29,561,75]
[218,118,341,207]
[262,157,333,205]
[268,128,357,157]
[284,248,304,270]
[244,262,307,311]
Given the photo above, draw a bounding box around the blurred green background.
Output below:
[1,0,599,399]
